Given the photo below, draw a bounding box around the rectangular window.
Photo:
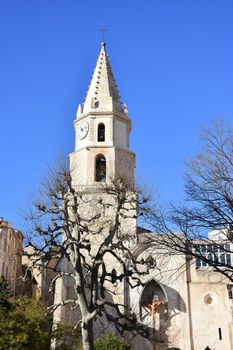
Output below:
[195,243,232,268]
[226,254,231,265]
[196,257,201,268]
[227,285,233,299]
[219,327,222,340]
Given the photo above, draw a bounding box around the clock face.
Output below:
[77,121,89,140]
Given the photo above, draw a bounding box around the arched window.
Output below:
[95,154,106,182]
[98,123,105,142]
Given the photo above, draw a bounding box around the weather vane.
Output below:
[99,25,108,42]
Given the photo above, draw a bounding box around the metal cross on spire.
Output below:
[99,25,108,43]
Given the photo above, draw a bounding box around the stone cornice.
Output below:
[69,146,135,158]
[74,111,131,127]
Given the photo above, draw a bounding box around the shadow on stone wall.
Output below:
[137,281,186,350]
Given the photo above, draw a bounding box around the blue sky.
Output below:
[0,0,233,228]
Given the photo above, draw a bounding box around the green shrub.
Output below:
[0,276,12,308]
[94,334,130,350]
[0,296,52,350]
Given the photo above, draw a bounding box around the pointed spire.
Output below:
[76,103,83,117]
[123,103,128,115]
[82,42,123,114]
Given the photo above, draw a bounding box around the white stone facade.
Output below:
[131,234,233,350]
[53,42,233,350]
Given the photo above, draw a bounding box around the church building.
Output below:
[53,42,233,350]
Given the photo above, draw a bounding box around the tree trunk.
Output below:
[81,319,94,350]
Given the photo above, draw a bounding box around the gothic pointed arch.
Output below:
[98,123,105,142]
[140,279,168,344]
[140,280,167,312]
[95,154,106,182]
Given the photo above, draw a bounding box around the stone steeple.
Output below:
[71,42,135,189]
[82,42,123,115]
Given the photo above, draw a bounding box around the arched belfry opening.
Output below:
[95,154,106,182]
[98,123,105,142]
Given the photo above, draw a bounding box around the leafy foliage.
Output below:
[94,334,130,350]
[0,276,12,308]
[0,296,52,350]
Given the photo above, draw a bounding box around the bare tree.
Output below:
[24,163,151,350]
[148,119,233,281]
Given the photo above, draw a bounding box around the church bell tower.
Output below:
[70,42,135,190]
[52,43,137,336]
